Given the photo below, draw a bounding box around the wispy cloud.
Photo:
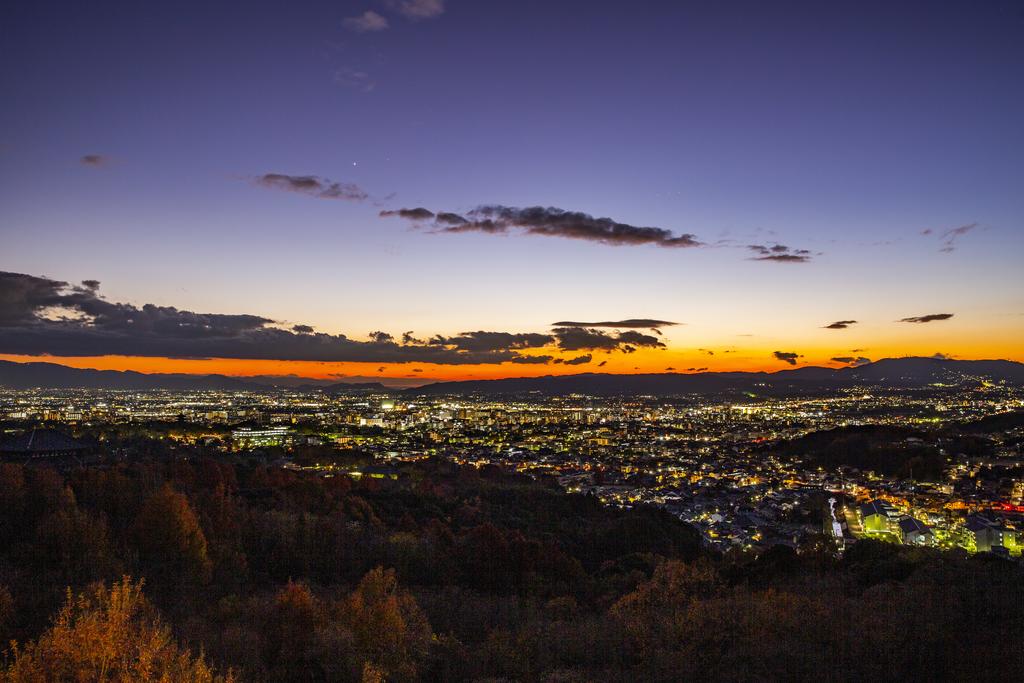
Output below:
[254,173,368,201]
[898,313,953,323]
[557,354,592,366]
[80,154,108,167]
[551,319,678,329]
[747,244,814,263]
[334,67,376,92]
[823,320,857,329]
[386,0,445,19]
[343,10,389,32]
[923,223,980,252]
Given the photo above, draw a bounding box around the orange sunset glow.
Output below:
[4,330,1022,387]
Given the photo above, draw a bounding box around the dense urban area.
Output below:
[3,377,1023,558]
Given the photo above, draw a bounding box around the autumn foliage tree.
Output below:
[259,581,324,681]
[1,454,1020,681]
[345,567,433,682]
[131,485,212,590]
[1,577,230,683]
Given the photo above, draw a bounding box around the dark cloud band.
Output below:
[0,272,571,366]
[382,205,702,249]
[551,319,678,329]
[899,313,954,323]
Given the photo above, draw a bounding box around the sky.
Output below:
[1,0,1022,385]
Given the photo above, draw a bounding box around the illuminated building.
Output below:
[964,514,1017,554]
[231,426,292,448]
[898,517,933,545]
[859,500,898,534]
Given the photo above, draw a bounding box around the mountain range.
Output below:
[1,357,1022,396]
[408,357,1024,396]
[0,360,387,392]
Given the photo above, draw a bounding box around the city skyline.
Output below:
[2,0,1023,383]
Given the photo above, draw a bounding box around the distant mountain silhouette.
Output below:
[408,357,1024,396]
[2,357,1021,395]
[0,360,388,392]
[0,360,259,390]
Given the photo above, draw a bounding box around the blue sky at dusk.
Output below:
[1,0,1022,381]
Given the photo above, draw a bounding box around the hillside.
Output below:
[0,453,1021,681]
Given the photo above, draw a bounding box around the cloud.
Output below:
[556,354,592,366]
[386,0,445,19]
[747,244,813,263]
[255,173,368,201]
[435,212,467,226]
[824,320,857,329]
[597,361,607,367]
[428,330,554,353]
[551,319,678,329]
[344,10,389,32]
[923,223,980,252]
[831,356,871,367]
[550,327,664,353]
[381,205,702,249]
[899,313,954,323]
[380,207,434,220]
[80,154,108,167]
[334,67,376,92]
[697,348,714,356]
[509,355,555,365]
[0,271,573,366]
[929,352,953,360]
[773,351,802,366]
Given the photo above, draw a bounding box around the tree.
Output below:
[33,506,121,587]
[346,567,433,681]
[259,581,324,681]
[1,577,230,682]
[612,558,721,615]
[131,485,212,589]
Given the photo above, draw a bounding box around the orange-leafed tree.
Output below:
[1,577,231,682]
[259,581,324,681]
[346,566,433,682]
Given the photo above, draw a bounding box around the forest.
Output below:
[0,450,1022,681]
